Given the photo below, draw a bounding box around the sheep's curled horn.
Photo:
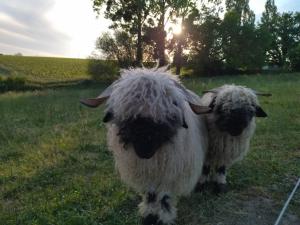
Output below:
[253,91,272,97]
[79,81,116,108]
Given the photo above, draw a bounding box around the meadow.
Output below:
[0,55,90,83]
[0,57,299,225]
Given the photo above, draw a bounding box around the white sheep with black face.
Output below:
[80,67,211,225]
[196,84,269,193]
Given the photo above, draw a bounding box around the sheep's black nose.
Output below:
[133,140,157,159]
[226,119,248,136]
[228,126,244,136]
[117,116,177,159]
[216,108,253,136]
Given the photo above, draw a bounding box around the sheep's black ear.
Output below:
[103,111,114,123]
[209,97,216,109]
[255,106,267,117]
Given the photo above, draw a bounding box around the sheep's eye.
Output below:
[103,111,114,123]
[173,101,178,106]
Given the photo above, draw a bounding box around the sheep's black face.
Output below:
[215,108,254,136]
[117,117,178,159]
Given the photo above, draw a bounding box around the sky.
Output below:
[0,0,299,59]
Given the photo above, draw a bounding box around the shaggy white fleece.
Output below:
[104,67,208,224]
[201,85,257,168]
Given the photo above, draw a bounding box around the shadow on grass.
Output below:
[0,79,113,93]
[0,140,139,225]
[0,151,24,163]
[1,138,115,198]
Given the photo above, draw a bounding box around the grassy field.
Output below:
[0,55,90,83]
[0,71,300,225]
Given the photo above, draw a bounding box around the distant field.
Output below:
[0,72,299,225]
[0,55,90,83]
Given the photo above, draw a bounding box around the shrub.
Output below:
[0,76,27,92]
[87,59,119,82]
[289,44,300,71]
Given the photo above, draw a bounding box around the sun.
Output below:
[166,19,183,41]
[172,23,182,35]
[170,21,182,35]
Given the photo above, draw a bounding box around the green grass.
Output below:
[0,55,90,83]
[0,73,299,225]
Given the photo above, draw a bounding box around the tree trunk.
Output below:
[158,0,166,67]
[175,41,182,75]
[136,0,143,66]
[174,17,185,75]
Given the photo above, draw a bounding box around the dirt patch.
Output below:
[178,193,300,225]
[217,196,300,225]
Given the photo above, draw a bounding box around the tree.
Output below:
[185,2,224,75]
[93,0,151,66]
[261,1,300,68]
[220,0,265,72]
[143,0,198,68]
[181,0,225,75]
[170,0,197,74]
[93,0,196,68]
[289,43,300,71]
[260,0,281,66]
[96,31,135,67]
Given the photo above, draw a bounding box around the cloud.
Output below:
[0,0,71,56]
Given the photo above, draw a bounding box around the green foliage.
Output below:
[93,0,152,65]
[278,12,300,67]
[221,0,263,72]
[93,0,198,67]
[289,43,300,71]
[1,73,300,224]
[260,1,300,67]
[186,11,224,75]
[0,76,27,92]
[186,0,266,75]
[87,59,119,81]
[96,31,135,67]
[91,0,300,74]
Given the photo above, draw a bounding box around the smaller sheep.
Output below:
[196,84,270,193]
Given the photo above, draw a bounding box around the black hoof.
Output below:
[194,182,206,193]
[142,214,165,225]
[213,182,228,194]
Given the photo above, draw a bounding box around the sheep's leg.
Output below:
[195,164,211,192]
[213,165,228,194]
[139,192,177,225]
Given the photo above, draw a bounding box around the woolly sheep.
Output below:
[196,84,269,193]
[80,67,211,225]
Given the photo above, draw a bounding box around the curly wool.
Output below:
[201,84,258,167]
[107,67,186,126]
[105,67,208,195]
